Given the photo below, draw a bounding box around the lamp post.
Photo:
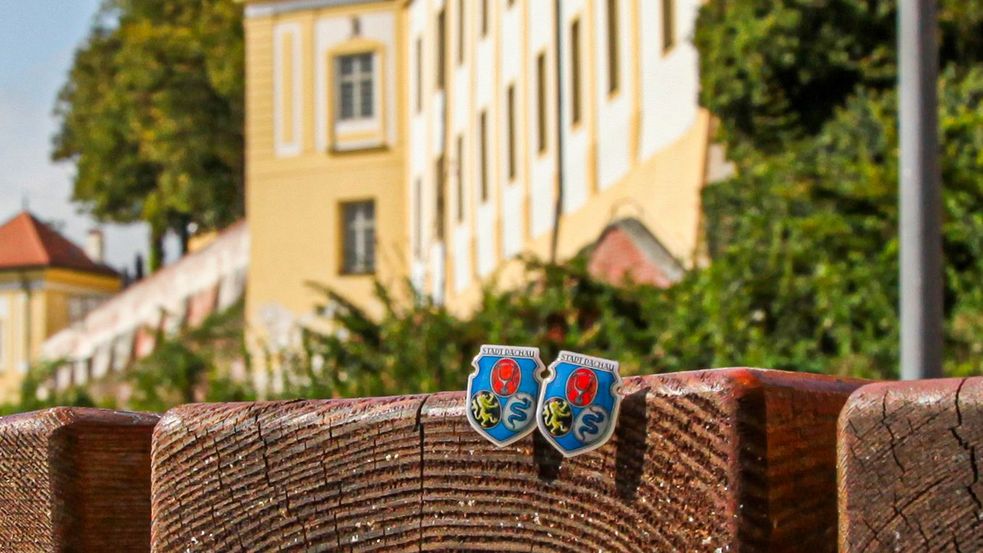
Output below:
[898,0,943,380]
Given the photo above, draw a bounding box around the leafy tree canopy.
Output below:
[695,0,983,154]
[52,0,244,268]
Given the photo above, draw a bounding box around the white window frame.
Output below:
[334,52,382,137]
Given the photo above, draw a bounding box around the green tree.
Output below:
[695,0,982,154]
[688,0,983,376]
[52,0,244,269]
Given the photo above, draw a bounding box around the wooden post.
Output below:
[839,378,983,552]
[152,368,860,551]
[0,407,158,551]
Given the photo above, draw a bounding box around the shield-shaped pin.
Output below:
[466,345,544,447]
[537,351,622,457]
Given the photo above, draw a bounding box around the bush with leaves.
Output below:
[692,0,983,377]
[277,259,669,399]
[125,300,253,411]
[0,360,98,416]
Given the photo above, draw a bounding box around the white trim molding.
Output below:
[246,0,376,19]
[273,22,303,158]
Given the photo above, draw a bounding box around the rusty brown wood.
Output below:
[0,407,158,552]
[839,378,983,552]
[151,368,861,552]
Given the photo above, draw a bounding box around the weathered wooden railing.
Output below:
[838,378,983,552]
[0,408,157,551]
[0,369,979,551]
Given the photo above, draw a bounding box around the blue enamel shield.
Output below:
[466,345,544,447]
[537,351,623,457]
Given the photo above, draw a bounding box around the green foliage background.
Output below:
[52,0,244,268]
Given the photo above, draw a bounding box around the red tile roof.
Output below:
[0,212,119,277]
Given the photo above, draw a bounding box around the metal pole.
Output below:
[550,0,565,264]
[899,0,943,380]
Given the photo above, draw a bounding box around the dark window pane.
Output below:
[435,156,445,241]
[337,53,376,122]
[607,0,619,94]
[364,225,375,270]
[340,82,354,119]
[507,85,515,179]
[662,0,675,52]
[571,19,582,124]
[436,10,446,90]
[360,79,373,117]
[342,201,376,273]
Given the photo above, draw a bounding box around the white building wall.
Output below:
[500,2,523,258]
[451,0,472,293]
[527,0,555,239]
[474,12,496,277]
[559,0,589,214]
[640,0,701,156]
[404,0,707,301]
[41,224,250,391]
[593,0,632,190]
[408,0,431,289]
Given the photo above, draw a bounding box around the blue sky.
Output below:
[0,0,156,271]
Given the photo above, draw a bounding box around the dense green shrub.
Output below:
[695,0,982,154]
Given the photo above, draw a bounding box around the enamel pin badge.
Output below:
[537,351,623,457]
[467,345,544,447]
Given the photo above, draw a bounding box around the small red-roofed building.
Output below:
[0,212,121,401]
[586,218,685,288]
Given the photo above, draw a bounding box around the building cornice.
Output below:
[245,0,382,18]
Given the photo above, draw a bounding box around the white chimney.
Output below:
[85,229,105,263]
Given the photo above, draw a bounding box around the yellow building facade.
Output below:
[0,213,120,402]
[244,0,409,392]
[244,0,713,389]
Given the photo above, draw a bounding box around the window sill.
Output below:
[332,140,387,153]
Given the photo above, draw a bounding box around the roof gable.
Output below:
[0,212,118,276]
[587,218,685,288]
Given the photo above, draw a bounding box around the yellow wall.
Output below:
[244,1,407,366]
[0,268,119,402]
[405,0,711,312]
[243,0,710,381]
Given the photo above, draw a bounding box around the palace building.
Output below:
[244,0,719,388]
[0,212,120,401]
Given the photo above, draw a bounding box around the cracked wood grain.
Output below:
[151,368,860,552]
[0,407,159,552]
[839,378,983,552]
